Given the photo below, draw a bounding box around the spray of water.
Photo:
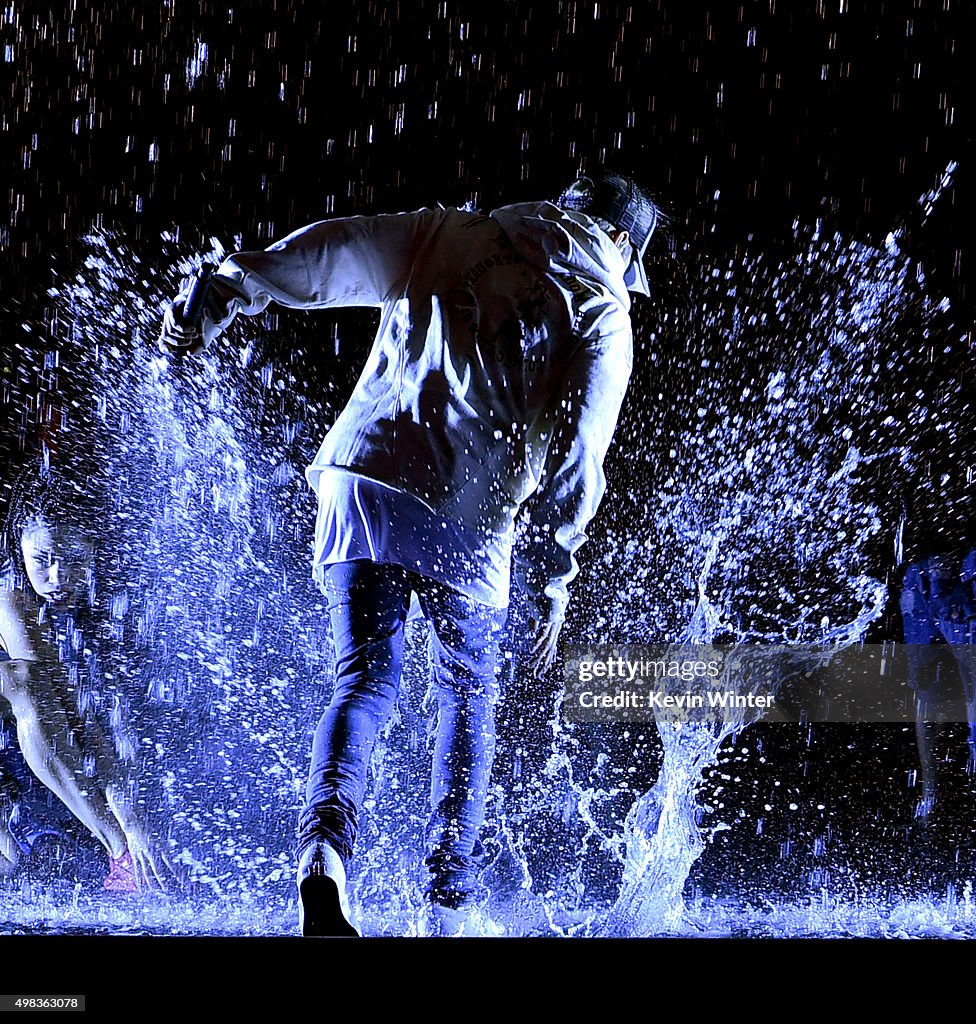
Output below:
[1,167,968,937]
[549,166,959,936]
[21,231,339,908]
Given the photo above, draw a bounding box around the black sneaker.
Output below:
[297,842,360,937]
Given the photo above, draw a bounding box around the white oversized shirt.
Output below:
[311,466,509,609]
[198,201,634,622]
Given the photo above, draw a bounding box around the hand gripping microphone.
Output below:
[182,263,216,329]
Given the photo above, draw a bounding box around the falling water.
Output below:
[0,230,340,922]
[0,160,968,939]
[0,2,971,939]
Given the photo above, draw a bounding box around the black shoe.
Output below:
[297,842,360,937]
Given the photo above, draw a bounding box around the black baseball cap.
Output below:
[557,171,660,295]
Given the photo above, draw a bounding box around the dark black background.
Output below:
[3,1,970,300]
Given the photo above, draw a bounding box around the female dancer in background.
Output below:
[0,465,174,890]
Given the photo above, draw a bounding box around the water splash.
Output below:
[548,168,960,937]
[27,229,335,899]
[1,165,969,937]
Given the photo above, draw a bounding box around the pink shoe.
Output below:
[103,848,139,893]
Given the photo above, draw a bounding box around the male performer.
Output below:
[160,170,660,936]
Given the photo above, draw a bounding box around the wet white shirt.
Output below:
[310,467,510,610]
[204,202,634,623]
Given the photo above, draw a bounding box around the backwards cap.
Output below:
[557,171,660,295]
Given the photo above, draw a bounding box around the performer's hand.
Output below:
[527,613,563,677]
[106,783,181,890]
[124,826,181,891]
[158,298,208,356]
